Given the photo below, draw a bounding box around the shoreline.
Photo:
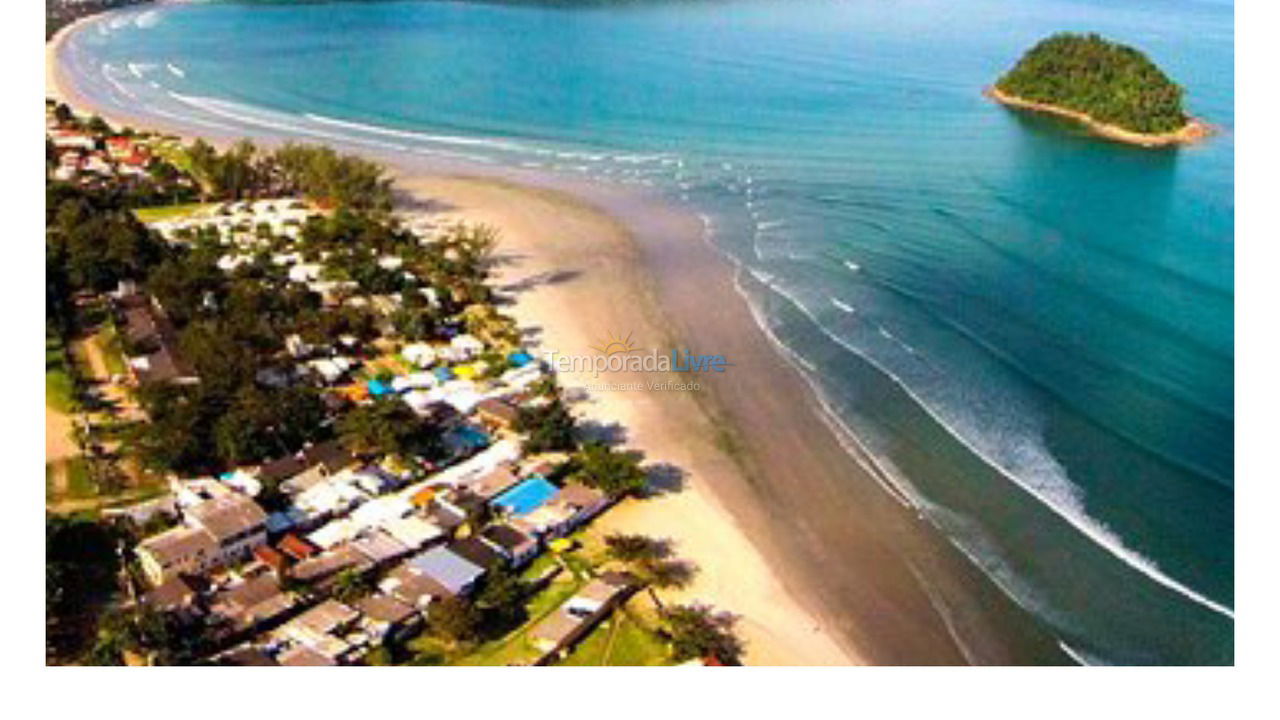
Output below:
[985,85,1214,147]
[47,15,868,665]
[45,11,1058,665]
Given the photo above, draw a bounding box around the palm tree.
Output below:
[603,533,694,609]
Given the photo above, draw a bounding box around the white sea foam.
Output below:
[134,10,161,29]
[166,63,186,79]
[169,94,407,154]
[304,112,529,153]
[732,270,915,507]
[100,64,138,102]
[1057,640,1109,666]
[845,260,862,272]
[831,298,856,314]
[767,278,1235,621]
[143,105,242,135]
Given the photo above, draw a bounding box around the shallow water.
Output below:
[61,0,1234,663]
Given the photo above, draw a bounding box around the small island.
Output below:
[988,33,1211,147]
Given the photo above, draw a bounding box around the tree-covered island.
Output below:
[990,33,1210,146]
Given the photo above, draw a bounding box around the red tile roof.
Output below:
[278,533,318,561]
[254,545,289,571]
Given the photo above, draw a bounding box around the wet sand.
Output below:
[47,14,1069,664]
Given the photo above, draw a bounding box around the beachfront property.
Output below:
[45,97,700,668]
[528,573,637,664]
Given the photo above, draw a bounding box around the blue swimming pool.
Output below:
[493,475,558,516]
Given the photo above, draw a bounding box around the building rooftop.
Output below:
[407,546,485,596]
[186,493,267,544]
[356,594,418,626]
[447,537,505,571]
[138,525,217,568]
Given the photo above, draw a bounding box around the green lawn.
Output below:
[561,605,672,667]
[63,458,96,500]
[94,324,127,376]
[402,546,605,666]
[132,202,215,223]
[46,332,76,412]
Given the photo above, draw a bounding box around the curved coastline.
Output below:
[47,10,1086,665]
[985,85,1214,147]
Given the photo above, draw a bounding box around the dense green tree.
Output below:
[475,566,528,633]
[332,569,376,604]
[88,606,218,666]
[660,604,743,665]
[339,397,441,459]
[428,596,483,645]
[516,396,578,453]
[996,33,1189,133]
[46,514,125,662]
[571,442,647,498]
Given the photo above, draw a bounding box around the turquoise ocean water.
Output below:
[60,0,1234,663]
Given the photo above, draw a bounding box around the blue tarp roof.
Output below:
[367,379,392,396]
[508,351,534,367]
[433,366,455,381]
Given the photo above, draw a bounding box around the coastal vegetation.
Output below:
[184,140,394,215]
[44,103,748,667]
[46,0,151,40]
[995,33,1189,135]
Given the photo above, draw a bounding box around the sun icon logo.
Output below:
[590,330,638,356]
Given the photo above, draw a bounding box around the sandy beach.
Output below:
[985,85,1214,147]
[48,18,863,665]
[46,13,1051,665]
[393,176,863,665]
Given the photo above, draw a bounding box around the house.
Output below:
[481,524,539,568]
[308,518,362,550]
[185,493,269,564]
[136,525,219,585]
[351,530,413,567]
[256,454,309,488]
[356,594,422,644]
[450,334,485,360]
[253,545,290,575]
[300,440,357,475]
[460,465,520,501]
[276,599,364,664]
[447,537,506,572]
[142,575,203,621]
[515,482,610,539]
[529,573,637,664]
[49,130,96,151]
[117,294,198,386]
[379,563,448,609]
[277,533,319,562]
[426,502,467,536]
[105,136,133,159]
[214,646,279,667]
[405,546,486,598]
[401,342,437,368]
[208,574,297,633]
[474,397,521,431]
[289,545,371,587]
[277,645,336,666]
[379,514,445,551]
